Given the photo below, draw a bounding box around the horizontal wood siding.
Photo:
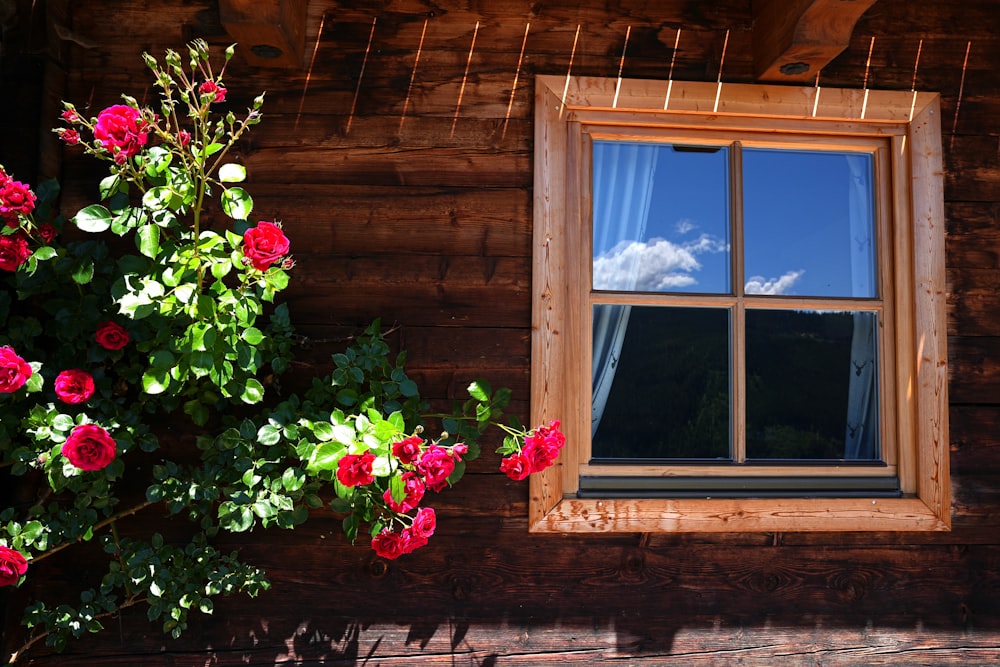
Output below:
[4,0,1000,664]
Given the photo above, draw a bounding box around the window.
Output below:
[530,76,950,532]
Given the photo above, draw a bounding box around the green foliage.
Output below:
[0,40,519,664]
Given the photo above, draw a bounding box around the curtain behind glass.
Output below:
[591,142,659,437]
[845,154,878,459]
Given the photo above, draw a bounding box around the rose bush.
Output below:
[0,40,564,663]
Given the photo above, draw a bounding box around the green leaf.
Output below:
[257,424,281,446]
[240,378,264,404]
[74,205,112,232]
[137,224,160,258]
[71,260,95,285]
[141,186,174,211]
[220,187,253,220]
[468,379,492,402]
[98,175,125,200]
[241,327,264,345]
[218,163,246,183]
[142,368,170,394]
[306,442,346,472]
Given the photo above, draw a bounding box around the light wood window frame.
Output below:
[530,75,950,533]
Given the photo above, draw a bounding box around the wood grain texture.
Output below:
[4,0,1000,664]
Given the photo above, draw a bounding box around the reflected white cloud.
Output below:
[744,270,805,295]
[675,218,696,235]
[593,234,727,291]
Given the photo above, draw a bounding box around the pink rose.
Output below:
[199,81,227,103]
[0,346,32,393]
[0,233,30,271]
[336,451,375,487]
[0,546,28,587]
[54,369,95,404]
[415,445,456,492]
[382,472,425,513]
[371,529,406,560]
[242,221,290,271]
[0,178,36,222]
[62,424,117,471]
[95,321,129,350]
[93,105,149,163]
[410,506,436,539]
[391,436,423,465]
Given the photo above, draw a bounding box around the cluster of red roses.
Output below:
[499,420,567,481]
[0,167,56,272]
[0,320,129,474]
[336,435,468,559]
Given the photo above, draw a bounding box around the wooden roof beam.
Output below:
[752,0,878,82]
[218,0,307,68]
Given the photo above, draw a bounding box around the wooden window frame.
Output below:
[530,75,950,533]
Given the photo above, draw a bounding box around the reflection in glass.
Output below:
[592,141,730,294]
[743,149,876,298]
[745,310,880,460]
[592,305,730,460]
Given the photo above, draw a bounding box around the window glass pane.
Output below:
[743,149,876,298]
[745,310,880,460]
[592,141,730,294]
[592,305,730,459]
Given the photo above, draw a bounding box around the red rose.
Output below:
[61,108,78,122]
[499,452,530,481]
[391,436,423,465]
[93,105,149,163]
[62,423,117,471]
[95,321,130,350]
[54,369,95,404]
[59,128,81,145]
[198,81,227,103]
[415,445,456,492]
[336,451,375,487]
[0,545,28,587]
[177,130,191,147]
[242,221,290,271]
[0,233,31,271]
[37,223,57,244]
[0,178,36,221]
[383,472,425,513]
[399,527,427,554]
[0,346,32,393]
[371,529,406,560]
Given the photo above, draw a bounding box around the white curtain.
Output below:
[844,154,878,459]
[591,142,659,437]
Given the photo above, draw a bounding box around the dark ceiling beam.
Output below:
[752,0,878,82]
[218,0,307,68]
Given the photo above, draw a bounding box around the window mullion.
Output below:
[731,141,746,464]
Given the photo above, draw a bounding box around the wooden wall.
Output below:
[4,0,1000,664]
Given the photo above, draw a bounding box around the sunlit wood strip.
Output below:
[663,28,681,110]
[907,39,923,122]
[295,11,327,130]
[812,72,821,117]
[713,29,730,113]
[398,17,429,135]
[950,40,972,150]
[501,22,530,140]
[612,26,631,109]
[860,36,875,119]
[345,17,376,135]
[559,25,581,117]
[450,20,480,138]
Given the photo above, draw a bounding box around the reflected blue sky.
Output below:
[592,141,877,298]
